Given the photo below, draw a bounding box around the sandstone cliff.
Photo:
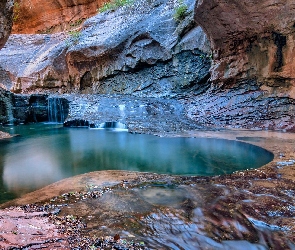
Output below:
[0,0,211,97]
[0,0,13,49]
[1,0,295,132]
[188,0,295,131]
[195,0,295,93]
[12,0,103,34]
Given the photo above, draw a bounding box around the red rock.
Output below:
[12,0,105,34]
[194,0,295,97]
[0,208,70,249]
[0,0,13,49]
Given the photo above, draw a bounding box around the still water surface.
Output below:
[0,124,273,203]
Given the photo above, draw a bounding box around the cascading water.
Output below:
[6,102,14,125]
[47,98,65,123]
[98,121,128,130]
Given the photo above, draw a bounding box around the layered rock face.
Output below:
[195,0,295,89]
[12,0,103,34]
[0,88,13,124]
[1,0,295,131]
[186,0,295,131]
[0,0,14,49]
[63,94,204,133]
[0,0,211,97]
[0,0,212,129]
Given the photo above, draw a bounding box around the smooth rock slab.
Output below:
[0,208,69,249]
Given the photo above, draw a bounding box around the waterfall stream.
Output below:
[98,121,128,130]
[48,98,65,123]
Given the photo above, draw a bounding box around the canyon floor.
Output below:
[0,128,294,249]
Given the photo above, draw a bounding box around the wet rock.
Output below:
[0,87,13,124]
[0,207,70,249]
[48,176,295,249]
[63,94,205,133]
[0,92,70,125]
[181,79,295,131]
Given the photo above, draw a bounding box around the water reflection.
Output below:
[0,124,274,203]
[3,137,66,194]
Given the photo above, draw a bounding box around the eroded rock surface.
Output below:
[195,0,295,90]
[0,208,70,249]
[0,87,13,124]
[0,0,13,50]
[63,94,204,133]
[180,79,295,131]
[12,0,103,34]
[1,0,295,132]
[1,130,295,249]
[0,0,211,97]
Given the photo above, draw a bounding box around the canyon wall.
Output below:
[12,0,104,34]
[0,0,13,124]
[195,0,295,92]
[188,0,295,131]
[0,0,13,49]
[0,0,211,97]
[0,0,212,130]
[1,0,295,131]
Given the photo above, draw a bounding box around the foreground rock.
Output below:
[0,131,11,139]
[0,208,69,248]
[0,0,13,50]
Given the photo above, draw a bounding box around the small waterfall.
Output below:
[119,104,125,118]
[48,98,65,123]
[6,102,14,125]
[98,122,128,131]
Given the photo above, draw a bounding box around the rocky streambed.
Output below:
[0,129,295,249]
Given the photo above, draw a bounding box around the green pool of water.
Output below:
[0,124,274,203]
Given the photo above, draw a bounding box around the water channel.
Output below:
[0,123,273,203]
